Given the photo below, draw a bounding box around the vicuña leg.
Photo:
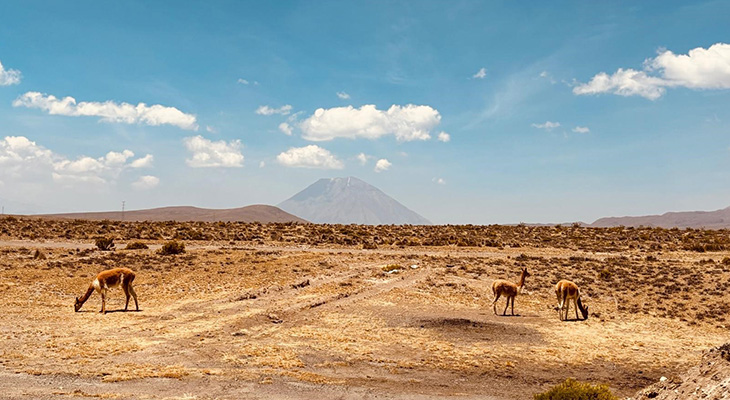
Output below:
[492,293,502,315]
[129,283,139,311]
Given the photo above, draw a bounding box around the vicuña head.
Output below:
[74,268,139,314]
[491,267,529,316]
[555,279,588,321]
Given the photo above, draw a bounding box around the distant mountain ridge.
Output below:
[34,205,307,223]
[590,206,730,229]
[278,177,431,225]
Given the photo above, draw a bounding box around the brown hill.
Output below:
[590,206,730,229]
[34,205,308,223]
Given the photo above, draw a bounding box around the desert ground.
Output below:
[1,218,729,399]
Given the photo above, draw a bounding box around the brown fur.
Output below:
[75,268,139,314]
[492,268,529,316]
[555,279,588,321]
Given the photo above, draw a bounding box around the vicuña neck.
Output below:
[78,285,94,305]
[517,271,526,289]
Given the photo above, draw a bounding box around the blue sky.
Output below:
[1,1,729,224]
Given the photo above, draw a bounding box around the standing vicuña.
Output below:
[492,267,529,316]
[555,279,588,321]
[74,268,139,314]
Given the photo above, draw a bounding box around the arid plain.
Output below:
[1,217,729,399]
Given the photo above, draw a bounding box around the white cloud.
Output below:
[336,91,350,99]
[0,136,54,170]
[572,126,590,134]
[356,152,370,165]
[132,175,159,190]
[237,78,249,85]
[183,135,244,168]
[259,161,266,168]
[649,43,730,89]
[103,150,134,167]
[531,121,561,131]
[0,136,153,186]
[13,92,198,130]
[573,68,666,100]
[299,104,441,142]
[437,132,451,142]
[374,159,392,173]
[255,104,292,116]
[0,60,21,86]
[432,177,446,185]
[539,70,557,84]
[130,154,154,168]
[574,43,730,99]
[278,122,293,135]
[276,145,344,169]
[206,125,217,133]
[473,67,487,79]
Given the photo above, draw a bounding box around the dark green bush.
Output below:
[95,237,115,251]
[124,241,149,250]
[158,240,185,255]
[534,378,617,400]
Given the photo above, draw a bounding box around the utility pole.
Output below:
[122,201,125,221]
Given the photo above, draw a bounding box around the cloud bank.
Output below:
[299,104,442,142]
[13,92,198,130]
[574,43,730,100]
[0,135,153,185]
[183,135,244,168]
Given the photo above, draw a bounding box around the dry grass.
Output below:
[0,218,729,399]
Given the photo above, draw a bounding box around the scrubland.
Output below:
[0,217,728,399]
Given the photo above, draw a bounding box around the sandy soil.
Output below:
[1,230,729,399]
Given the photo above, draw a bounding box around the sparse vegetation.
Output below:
[534,378,618,400]
[1,218,729,399]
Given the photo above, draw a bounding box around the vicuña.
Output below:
[555,279,588,321]
[491,267,529,316]
[74,268,139,314]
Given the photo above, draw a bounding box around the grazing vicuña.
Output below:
[555,279,589,321]
[74,268,139,314]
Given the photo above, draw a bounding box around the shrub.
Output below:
[534,378,618,400]
[95,237,115,251]
[125,241,149,250]
[382,264,401,272]
[158,240,185,255]
[33,249,46,260]
[598,269,612,280]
